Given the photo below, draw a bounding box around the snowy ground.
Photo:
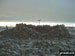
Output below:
[0,27,75,56]
[0,37,75,56]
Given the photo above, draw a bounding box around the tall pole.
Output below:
[38,19,41,25]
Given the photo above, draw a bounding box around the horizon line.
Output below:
[0,22,75,27]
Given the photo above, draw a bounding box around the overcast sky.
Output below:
[0,0,75,23]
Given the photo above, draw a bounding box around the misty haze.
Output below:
[0,0,75,56]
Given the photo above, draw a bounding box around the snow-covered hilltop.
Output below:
[0,24,70,39]
[0,24,75,56]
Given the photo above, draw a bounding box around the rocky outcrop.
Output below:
[0,24,74,56]
[0,24,70,40]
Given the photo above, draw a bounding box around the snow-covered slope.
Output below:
[0,25,75,56]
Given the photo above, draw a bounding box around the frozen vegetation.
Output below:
[0,24,75,56]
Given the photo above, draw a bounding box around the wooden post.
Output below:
[6,25,8,30]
